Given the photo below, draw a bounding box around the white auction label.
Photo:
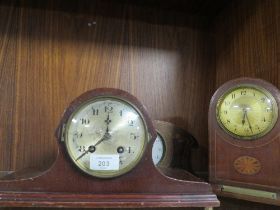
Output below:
[90,154,119,170]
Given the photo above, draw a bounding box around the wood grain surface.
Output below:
[0,0,215,175]
[215,0,280,88]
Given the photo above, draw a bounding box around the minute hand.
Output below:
[245,111,253,134]
[75,133,111,161]
[94,132,111,147]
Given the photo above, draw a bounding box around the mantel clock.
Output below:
[0,88,219,209]
[209,78,280,206]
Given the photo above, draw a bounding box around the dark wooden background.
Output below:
[0,0,279,209]
[215,0,280,87]
[0,0,216,175]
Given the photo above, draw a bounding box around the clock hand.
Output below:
[244,110,253,133]
[104,113,112,133]
[75,152,88,162]
[105,113,113,136]
[105,114,111,125]
[94,132,111,147]
[106,124,109,134]
[242,110,246,125]
[75,145,95,161]
[75,133,111,161]
[76,115,113,162]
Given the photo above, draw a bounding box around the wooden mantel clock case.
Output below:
[209,78,280,206]
[0,88,219,208]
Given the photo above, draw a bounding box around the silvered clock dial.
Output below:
[63,92,150,178]
[152,133,165,165]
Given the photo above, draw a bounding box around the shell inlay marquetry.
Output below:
[234,156,261,175]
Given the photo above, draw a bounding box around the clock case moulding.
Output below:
[0,88,219,208]
[209,77,280,206]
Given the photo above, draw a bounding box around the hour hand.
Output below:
[105,114,111,125]
[106,125,109,134]
[94,132,111,147]
[104,114,111,134]
[241,109,246,125]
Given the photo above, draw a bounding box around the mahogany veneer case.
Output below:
[209,78,280,206]
[1,0,280,209]
[0,88,219,208]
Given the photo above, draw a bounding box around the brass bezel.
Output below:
[216,84,278,140]
[64,96,149,178]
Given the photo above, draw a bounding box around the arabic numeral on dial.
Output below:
[120,110,123,116]
[80,118,90,124]
[92,108,99,115]
[78,146,86,152]
[105,105,113,113]
[224,101,230,106]
[241,90,246,95]
[74,132,83,138]
[130,133,139,140]
[128,120,134,126]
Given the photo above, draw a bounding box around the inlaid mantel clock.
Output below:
[209,78,280,206]
[0,88,219,209]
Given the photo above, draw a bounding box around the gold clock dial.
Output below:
[217,85,278,139]
[64,97,148,178]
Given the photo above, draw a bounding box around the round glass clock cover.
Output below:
[216,85,278,139]
[64,97,148,178]
[152,133,165,165]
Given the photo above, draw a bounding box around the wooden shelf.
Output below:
[0,0,279,209]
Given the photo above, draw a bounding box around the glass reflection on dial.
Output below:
[65,98,147,178]
[152,133,165,165]
[217,86,278,139]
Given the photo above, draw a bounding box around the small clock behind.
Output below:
[209,78,280,206]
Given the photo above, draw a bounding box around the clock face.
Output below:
[216,85,278,139]
[64,97,148,178]
[152,133,165,165]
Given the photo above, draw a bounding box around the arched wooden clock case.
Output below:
[153,120,198,172]
[209,78,280,206]
[0,88,219,208]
